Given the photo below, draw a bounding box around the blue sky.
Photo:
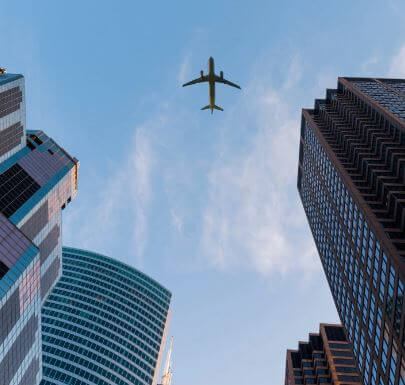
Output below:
[2,1,405,384]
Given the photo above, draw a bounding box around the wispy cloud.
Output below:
[389,44,405,77]
[170,208,184,235]
[178,53,193,85]
[64,121,156,263]
[282,54,303,91]
[131,128,154,257]
[200,65,319,275]
[64,53,198,263]
[361,56,379,73]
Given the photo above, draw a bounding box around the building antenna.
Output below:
[160,336,173,385]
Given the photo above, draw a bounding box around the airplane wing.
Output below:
[214,76,241,89]
[182,76,209,87]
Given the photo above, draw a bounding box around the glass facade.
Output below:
[298,77,405,385]
[0,73,78,385]
[285,324,362,385]
[0,74,25,163]
[40,247,171,385]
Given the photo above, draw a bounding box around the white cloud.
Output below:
[178,53,193,85]
[170,209,184,235]
[64,51,196,262]
[389,44,405,77]
[282,54,303,91]
[130,128,154,257]
[64,122,155,261]
[200,70,320,275]
[361,57,379,73]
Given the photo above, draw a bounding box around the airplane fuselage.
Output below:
[208,57,216,112]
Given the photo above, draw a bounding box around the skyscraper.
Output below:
[0,72,78,385]
[285,323,362,385]
[40,247,171,385]
[297,77,405,385]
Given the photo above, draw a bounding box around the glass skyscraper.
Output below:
[0,73,78,385]
[298,77,405,385]
[40,247,171,385]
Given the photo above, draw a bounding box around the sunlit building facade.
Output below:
[40,247,171,385]
[285,324,362,385]
[297,78,405,385]
[0,73,78,385]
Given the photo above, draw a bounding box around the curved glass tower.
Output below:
[40,247,171,385]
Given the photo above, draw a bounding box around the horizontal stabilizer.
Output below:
[200,104,224,112]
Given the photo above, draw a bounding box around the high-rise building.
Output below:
[0,72,78,385]
[297,77,405,385]
[285,324,362,385]
[40,247,171,385]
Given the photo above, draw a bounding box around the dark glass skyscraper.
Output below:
[40,247,171,385]
[0,73,78,385]
[285,323,362,385]
[297,78,405,385]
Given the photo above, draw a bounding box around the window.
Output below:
[294,370,302,376]
[334,358,356,365]
[329,343,349,349]
[337,375,361,382]
[389,340,398,385]
[336,367,358,373]
[381,324,389,373]
[379,254,387,302]
[399,358,405,385]
[394,279,403,336]
[315,360,327,368]
[27,140,35,150]
[313,353,324,359]
[0,164,40,217]
[303,370,315,376]
[30,134,43,145]
[386,266,396,320]
[0,260,9,280]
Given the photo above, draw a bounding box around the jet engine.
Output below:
[220,71,224,79]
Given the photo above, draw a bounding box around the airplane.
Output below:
[182,57,241,113]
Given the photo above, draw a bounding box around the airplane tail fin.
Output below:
[200,104,224,112]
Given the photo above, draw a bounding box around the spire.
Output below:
[161,336,173,385]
